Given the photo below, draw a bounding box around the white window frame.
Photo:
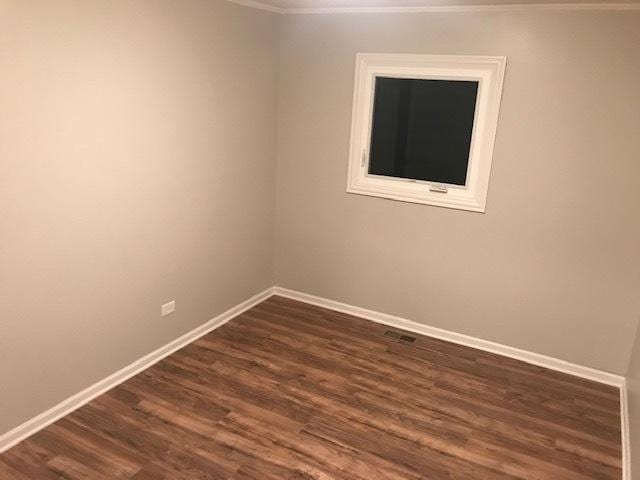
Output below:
[346,53,506,213]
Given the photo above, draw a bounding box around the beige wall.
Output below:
[0,0,279,434]
[275,11,640,374]
[629,321,640,477]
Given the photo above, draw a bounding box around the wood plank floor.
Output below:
[0,296,622,479]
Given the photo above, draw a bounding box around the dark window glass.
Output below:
[368,77,478,186]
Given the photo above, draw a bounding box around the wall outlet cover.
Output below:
[161,301,175,317]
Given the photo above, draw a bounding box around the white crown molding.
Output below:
[227,0,285,13]
[283,2,640,13]
[226,0,640,14]
[0,287,275,454]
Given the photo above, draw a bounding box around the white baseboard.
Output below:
[0,287,275,454]
[273,286,630,479]
[621,381,632,480]
[0,284,631,480]
[273,287,625,387]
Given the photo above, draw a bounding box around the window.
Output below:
[346,54,506,212]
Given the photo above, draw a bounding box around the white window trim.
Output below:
[346,53,506,213]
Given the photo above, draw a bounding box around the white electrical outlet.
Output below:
[161,300,175,317]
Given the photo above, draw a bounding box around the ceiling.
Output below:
[232,0,640,13]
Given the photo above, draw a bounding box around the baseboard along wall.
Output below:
[273,287,625,387]
[271,286,630,480]
[0,285,631,479]
[0,287,275,454]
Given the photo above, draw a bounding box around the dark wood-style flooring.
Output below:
[0,296,622,479]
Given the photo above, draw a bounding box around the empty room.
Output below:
[1,0,640,478]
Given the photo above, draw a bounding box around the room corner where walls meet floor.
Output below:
[0,286,632,478]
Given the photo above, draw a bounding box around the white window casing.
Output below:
[346,53,507,213]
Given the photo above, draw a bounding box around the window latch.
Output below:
[361,150,366,168]
[429,185,448,194]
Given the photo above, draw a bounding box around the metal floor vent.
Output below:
[384,330,416,343]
